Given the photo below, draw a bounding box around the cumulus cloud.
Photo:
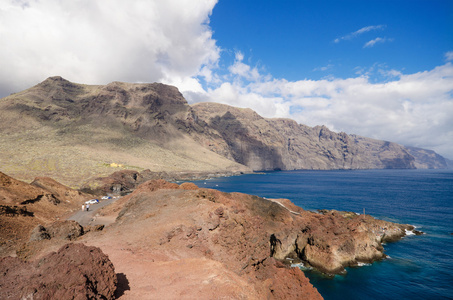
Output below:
[334,25,385,43]
[0,0,218,97]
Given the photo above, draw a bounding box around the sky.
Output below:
[1,0,452,159]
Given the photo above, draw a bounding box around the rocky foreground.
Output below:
[0,171,421,299]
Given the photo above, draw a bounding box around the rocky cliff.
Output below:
[0,77,447,186]
[191,102,427,170]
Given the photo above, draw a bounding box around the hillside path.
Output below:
[68,197,119,227]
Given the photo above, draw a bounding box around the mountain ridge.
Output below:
[0,76,447,186]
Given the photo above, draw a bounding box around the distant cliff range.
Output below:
[0,77,448,186]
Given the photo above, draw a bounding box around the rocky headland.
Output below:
[0,171,422,299]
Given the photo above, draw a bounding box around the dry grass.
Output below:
[0,123,247,188]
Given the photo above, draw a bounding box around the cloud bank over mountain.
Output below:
[1,0,452,158]
[0,0,219,95]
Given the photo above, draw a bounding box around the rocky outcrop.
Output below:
[0,243,117,300]
[81,169,246,195]
[0,172,88,255]
[82,180,323,298]
[270,209,413,273]
[115,181,416,275]
[29,220,84,242]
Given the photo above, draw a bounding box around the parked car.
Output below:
[101,196,112,200]
[85,199,99,205]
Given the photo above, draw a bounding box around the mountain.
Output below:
[191,102,421,170]
[405,146,449,169]
[0,77,447,186]
[0,76,249,187]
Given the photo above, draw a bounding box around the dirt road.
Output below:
[68,197,119,226]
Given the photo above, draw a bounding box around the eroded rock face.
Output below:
[0,243,117,300]
[192,102,421,171]
[0,172,88,255]
[270,209,411,274]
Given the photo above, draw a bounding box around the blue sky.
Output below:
[0,0,452,158]
[209,0,452,82]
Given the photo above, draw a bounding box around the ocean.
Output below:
[192,169,453,300]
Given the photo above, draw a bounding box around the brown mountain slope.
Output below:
[0,77,447,187]
[0,77,249,187]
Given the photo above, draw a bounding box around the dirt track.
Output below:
[67,197,119,226]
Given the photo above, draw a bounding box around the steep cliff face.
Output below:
[405,146,448,169]
[191,102,417,171]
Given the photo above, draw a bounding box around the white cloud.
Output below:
[334,25,385,43]
[313,64,334,72]
[0,0,219,96]
[364,37,393,48]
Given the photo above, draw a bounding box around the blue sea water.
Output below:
[192,169,453,300]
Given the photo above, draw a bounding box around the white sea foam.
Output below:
[405,229,415,236]
[357,262,371,267]
[291,262,312,270]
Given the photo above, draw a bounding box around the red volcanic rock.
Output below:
[254,257,322,299]
[0,243,117,300]
[178,182,199,190]
[0,171,58,205]
[31,176,87,203]
[134,179,180,192]
[29,220,84,242]
[0,172,88,256]
[102,184,323,298]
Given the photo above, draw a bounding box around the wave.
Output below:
[405,229,415,236]
[291,262,313,270]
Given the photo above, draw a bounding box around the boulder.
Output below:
[0,243,117,300]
